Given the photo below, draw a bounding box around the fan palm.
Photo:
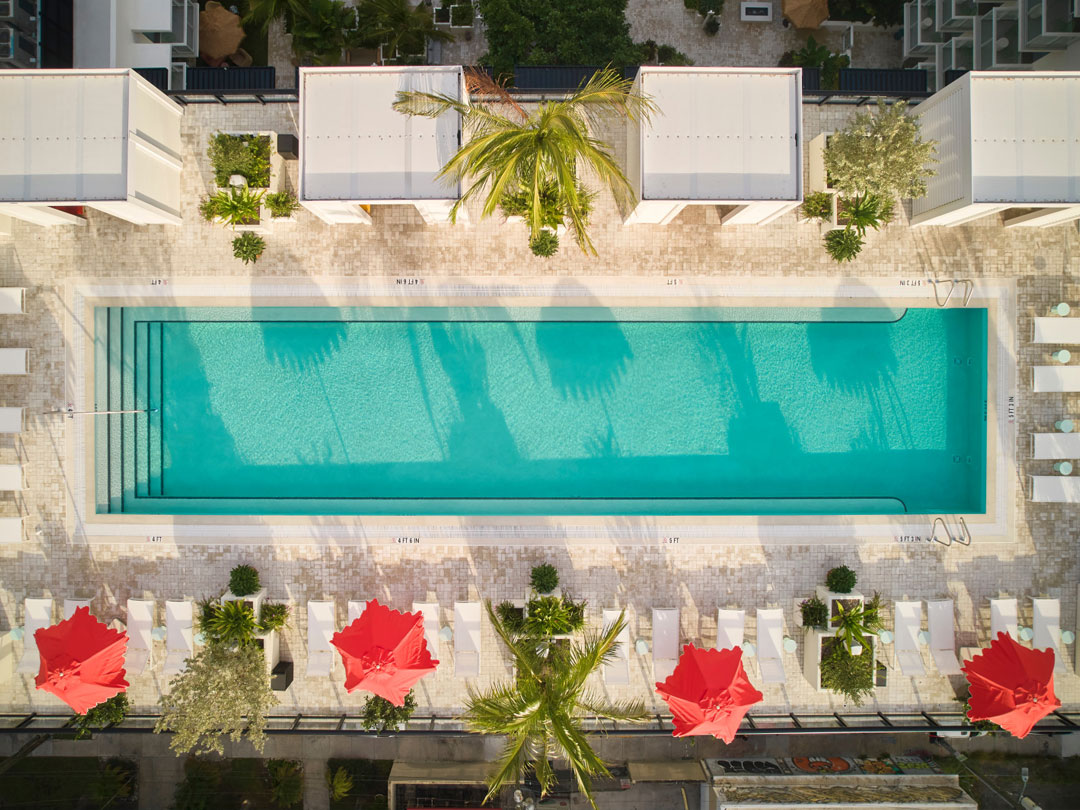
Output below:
[393,67,656,255]
[355,0,453,62]
[464,602,648,807]
[244,0,308,31]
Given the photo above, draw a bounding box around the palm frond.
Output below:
[392,90,469,119]
[563,611,628,690]
[547,715,611,809]
[484,600,540,682]
[575,691,649,724]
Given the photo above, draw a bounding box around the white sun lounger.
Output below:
[0,465,25,491]
[1033,317,1080,344]
[0,288,26,315]
[652,608,679,682]
[894,601,926,676]
[0,349,27,375]
[164,600,194,675]
[990,598,1019,641]
[412,602,440,657]
[1033,598,1066,673]
[16,597,53,674]
[0,408,23,434]
[927,600,962,675]
[125,599,154,675]
[347,600,367,624]
[454,601,481,678]
[1030,476,1080,503]
[756,609,785,684]
[63,599,91,620]
[1033,433,1080,459]
[602,609,630,685]
[0,516,23,543]
[1034,366,1080,393]
[717,608,745,651]
[306,601,336,677]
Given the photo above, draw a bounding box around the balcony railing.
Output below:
[2,709,1078,736]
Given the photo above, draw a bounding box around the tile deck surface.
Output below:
[0,98,1077,722]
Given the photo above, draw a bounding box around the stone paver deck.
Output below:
[0,99,1077,722]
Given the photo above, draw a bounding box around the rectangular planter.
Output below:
[803,627,880,692]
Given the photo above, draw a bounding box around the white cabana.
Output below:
[625,67,803,226]
[0,69,183,227]
[913,72,1080,228]
[299,66,466,225]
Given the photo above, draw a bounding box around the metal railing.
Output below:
[2,709,1077,736]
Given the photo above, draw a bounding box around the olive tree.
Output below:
[155,643,278,755]
[824,100,937,199]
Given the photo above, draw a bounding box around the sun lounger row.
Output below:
[14,597,195,677]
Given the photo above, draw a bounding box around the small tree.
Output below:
[360,691,417,733]
[824,100,936,199]
[156,643,278,755]
[73,693,130,740]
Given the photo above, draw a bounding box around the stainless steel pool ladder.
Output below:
[928,278,974,308]
[931,516,972,547]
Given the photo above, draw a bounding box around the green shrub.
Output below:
[89,759,135,806]
[233,233,267,265]
[172,758,221,810]
[205,187,264,228]
[683,0,696,8]
[360,691,417,733]
[208,133,272,188]
[73,693,129,740]
[789,35,849,90]
[259,602,291,633]
[704,14,720,34]
[800,596,828,630]
[206,600,258,647]
[831,594,883,653]
[500,183,564,229]
[229,564,261,596]
[801,191,833,222]
[698,0,723,13]
[199,196,221,222]
[451,1,474,26]
[531,563,559,593]
[825,565,857,593]
[656,44,693,65]
[268,759,304,808]
[838,192,891,235]
[820,640,874,705]
[264,191,300,218]
[495,600,526,634]
[529,230,559,257]
[824,228,863,263]
[523,595,586,636]
[326,765,354,801]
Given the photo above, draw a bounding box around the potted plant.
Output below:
[816,565,863,620]
[530,563,559,595]
[450,0,474,27]
[799,595,829,631]
[233,233,266,265]
[264,191,300,224]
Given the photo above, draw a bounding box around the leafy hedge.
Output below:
[476,0,672,77]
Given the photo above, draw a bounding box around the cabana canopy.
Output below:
[913,71,1080,228]
[625,67,803,226]
[299,66,466,225]
[0,69,183,227]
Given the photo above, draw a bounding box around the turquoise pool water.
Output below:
[94,306,987,516]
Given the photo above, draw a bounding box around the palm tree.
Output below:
[464,602,648,807]
[393,68,656,255]
[244,0,309,31]
[355,0,453,63]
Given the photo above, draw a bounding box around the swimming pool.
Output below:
[94,306,987,516]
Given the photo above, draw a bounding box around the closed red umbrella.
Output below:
[34,606,129,714]
[963,632,1060,738]
[656,644,763,743]
[331,599,438,706]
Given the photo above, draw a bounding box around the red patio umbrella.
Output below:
[34,606,129,714]
[330,599,438,706]
[962,631,1060,738]
[656,644,763,743]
